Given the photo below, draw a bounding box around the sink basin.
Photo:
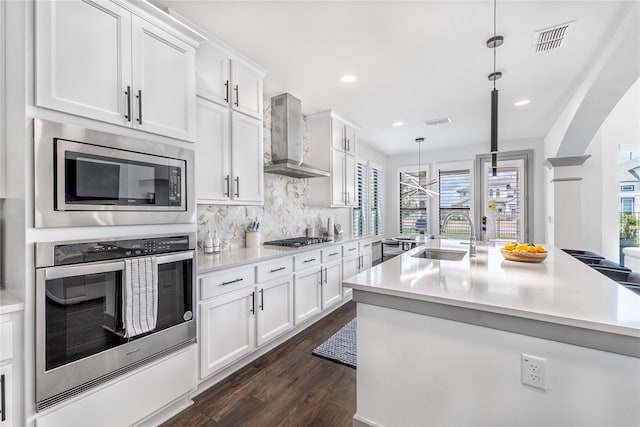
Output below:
[411,248,466,261]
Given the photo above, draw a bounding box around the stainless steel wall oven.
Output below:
[35,233,196,411]
[34,119,195,227]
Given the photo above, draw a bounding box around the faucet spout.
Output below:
[441,212,477,257]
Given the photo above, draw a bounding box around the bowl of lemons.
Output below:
[500,243,547,263]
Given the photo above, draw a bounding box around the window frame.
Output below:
[398,164,431,235]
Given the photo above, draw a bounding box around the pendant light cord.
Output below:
[493,0,497,90]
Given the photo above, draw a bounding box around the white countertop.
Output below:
[0,290,24,315]
[343,241,640,338]
[197,236,370,274]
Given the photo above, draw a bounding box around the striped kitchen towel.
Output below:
[123,257,158,338]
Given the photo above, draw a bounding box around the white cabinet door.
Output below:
[231,59,263,119]
[196,97,231,203]
[345,124,358,155]
[331,117,346,151]
[256,278,293,346]
[200,287,256,378]
[196,42,230,106]
[293,268,321,325]
[0,364,12,427]
[343,255,359,281]
[345,154,357,207]
[232,113,264,203]
[361,252,373,272]
[331,149,345,206]
[36,0,132,125]
[131,15,196,142]
[322,260,342,309]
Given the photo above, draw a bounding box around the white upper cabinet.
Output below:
[196,97,231,202]
[36,1,132,126]
[130,15,196,140]
[231,59,263,119]
[196,42,230,105]
[195,38,266,205]
[196,42,264,120]
[36,0,199,142]
[308,111,359,208]
[231,113,264,203]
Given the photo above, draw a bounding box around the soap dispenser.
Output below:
[204,230,214,254]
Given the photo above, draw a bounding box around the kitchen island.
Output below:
[343,242,640,427]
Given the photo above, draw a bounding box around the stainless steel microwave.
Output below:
[34,119,195,227]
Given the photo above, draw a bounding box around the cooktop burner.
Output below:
[264,237,332,248]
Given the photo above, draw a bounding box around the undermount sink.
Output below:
[411,248,466,261]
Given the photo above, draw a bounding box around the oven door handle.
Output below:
[156,251,194,265]
[44,261,125,280]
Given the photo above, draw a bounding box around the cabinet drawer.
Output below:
[343,242,359,257]
[321,247,342,263]
[293,250,322,271]
[0,321,12,361]
[359,239,373,254]
[200,265,256,300]
[256,257,293,282]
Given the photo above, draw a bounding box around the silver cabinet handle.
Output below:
[234,84,239,107]
[235,176,240,197]
[324,267,328,284]
[250,291,255,314]
[224,175,230,197]
[303,258,317,263]
[348,248,357,252]
[329,252,339,256]
[270,267,286,273]
[224,80,229,103]
[259,288,264,311]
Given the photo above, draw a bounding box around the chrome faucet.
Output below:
[441,212,477,257]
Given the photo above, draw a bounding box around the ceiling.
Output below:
[151,1,633,156]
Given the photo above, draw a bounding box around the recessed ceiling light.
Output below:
[514,99,531,106]
[424,117,452,126]
[341,75,357,83]
[393,122,404,127]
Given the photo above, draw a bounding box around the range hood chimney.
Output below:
[264,93,330,178]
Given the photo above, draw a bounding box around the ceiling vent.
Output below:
[531,21,575,54]
[424,117,452,126]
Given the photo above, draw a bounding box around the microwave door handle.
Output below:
[43,260,125,281]
[155,251,194,265]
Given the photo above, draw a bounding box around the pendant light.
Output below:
[400,137,438,197]
[487,0,503,177]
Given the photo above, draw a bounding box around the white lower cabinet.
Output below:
[199,258,293,378]
[321,259,343,309]
[256,276,293,346]
[200,287,256,378]
[342,239,373,298]
[293,266,322,325]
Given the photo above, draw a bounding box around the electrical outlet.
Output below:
[521,353,547,390]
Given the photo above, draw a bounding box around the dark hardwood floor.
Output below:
[161,301,357,427]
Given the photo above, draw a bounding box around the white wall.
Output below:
[385,139,545,243]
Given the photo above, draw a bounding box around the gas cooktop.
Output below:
[264,237,332,248]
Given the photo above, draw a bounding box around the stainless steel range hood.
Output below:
[265,93,329,178]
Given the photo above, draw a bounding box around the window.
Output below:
[353,161,383,238]
[438,169,471,237]
[622,198,634,214]
[399,169,429,234]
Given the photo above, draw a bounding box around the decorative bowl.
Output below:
[500,247,548,263]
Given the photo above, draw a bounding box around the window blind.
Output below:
[369,166,383,236]
[353,162,368,238]
[438,169,471,237]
